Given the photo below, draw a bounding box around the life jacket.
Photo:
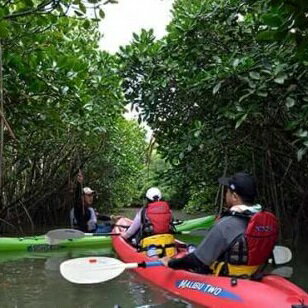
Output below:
[212,210,279,277]
[140,201,173,237]
[139,233,176,258]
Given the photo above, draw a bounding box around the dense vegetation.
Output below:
[0,0,147,232]
[118,0,308,242]
[0,0,307,243]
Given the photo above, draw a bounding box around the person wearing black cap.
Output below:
[160,172,270,275]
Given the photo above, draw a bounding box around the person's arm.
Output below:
[122,210,142,239]
[73,171,88,231]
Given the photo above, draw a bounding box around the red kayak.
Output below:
[113,218,308,308]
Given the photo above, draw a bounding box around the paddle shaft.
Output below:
[84,232,121,236]
[84,230,198,237]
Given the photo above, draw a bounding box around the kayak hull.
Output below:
[113,218,308,308]
[0,215,214,253]
[175,215,215,232]
[0,235,111,252]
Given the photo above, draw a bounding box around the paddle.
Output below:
[45,229,121,244]
[60,246,293,284]
[46,228,201,244]
[270,266,293,278]
[272,245,292,264]
[60,256,162,284]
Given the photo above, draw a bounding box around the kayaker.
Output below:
[72,171,121,233]
[72,171,98,232]
[121,187,175,256]
[161,172,278,277]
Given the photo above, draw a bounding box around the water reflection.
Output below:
[0,247,192,308]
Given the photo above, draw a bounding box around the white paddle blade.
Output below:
[273,245,292,265]
[60,257,127,284]
[46,236,62,245]
[46,229,85,241]
[271,266,293,278]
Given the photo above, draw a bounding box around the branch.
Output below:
[0,109,17,141]
[3,0,56,19]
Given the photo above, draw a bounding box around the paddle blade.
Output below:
[273,245,292,264]
[46,229,85,241]
[60,257,127,284]
[271,266,293,278]
[46,236,62,245]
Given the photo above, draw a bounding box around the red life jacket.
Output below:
[245,211,279,265]
[224,210,278,266]
[142,201,173,235]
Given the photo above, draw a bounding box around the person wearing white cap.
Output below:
[121,187,174,243]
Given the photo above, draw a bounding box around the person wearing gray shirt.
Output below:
[161,172,261,274]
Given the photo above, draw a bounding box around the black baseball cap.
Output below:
[218,172,257,201]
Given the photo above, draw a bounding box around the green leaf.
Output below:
[133,32,139,41]
[249,72,260,80]
[83,20,90,29]
[79,2,86,14]
[212,81,222,95]
[274,73,288,84]
[99,9,105,19]
[296,130,308,138]
[257,91,268,97]
[239,91,253,102]
[74,10,84,16]
[297,148,307,161]
[286,97,295,108]
[24,0,34,7]
[235,113,248,129]
[232,58,240,68]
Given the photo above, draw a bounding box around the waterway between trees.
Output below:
[0,210,307,307]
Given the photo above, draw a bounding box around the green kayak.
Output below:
[0,215,215,253]
[175,215,215,232]
[0,235,112,253]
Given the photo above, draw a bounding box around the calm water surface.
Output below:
[0,247,192,308]
[0,210,307,307]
